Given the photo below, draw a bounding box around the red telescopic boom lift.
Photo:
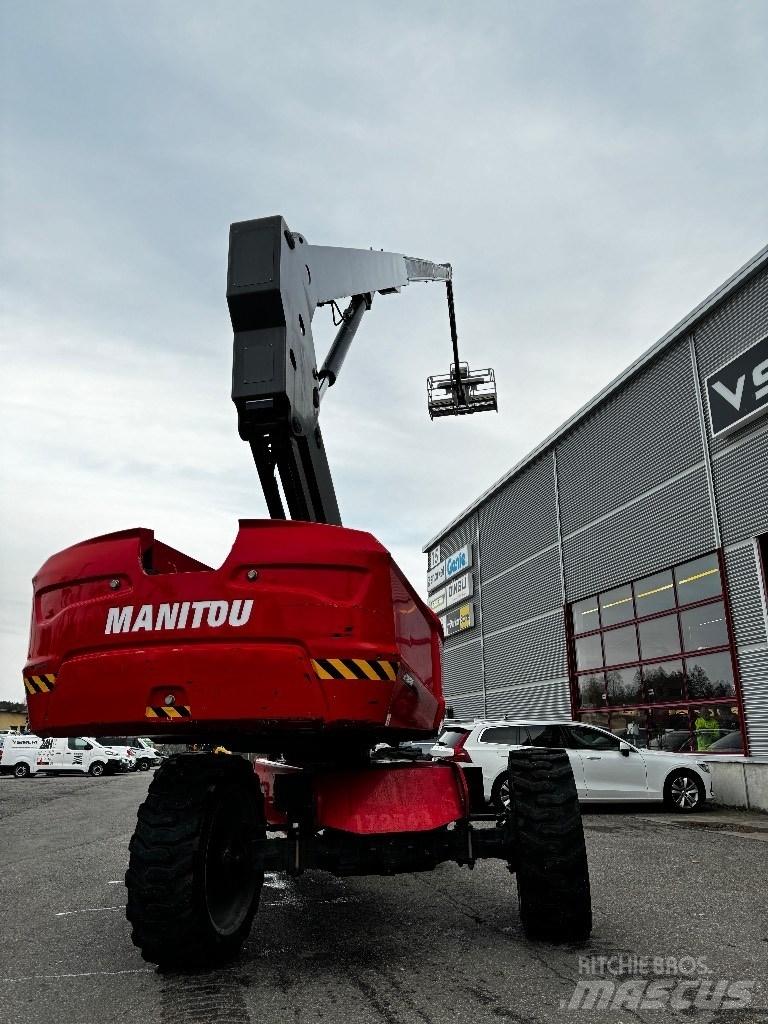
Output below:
[24,216,590,967]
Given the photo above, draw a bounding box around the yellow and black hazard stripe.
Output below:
[145,705,192,719]
[23,673,56,695]
[311,658,398,682]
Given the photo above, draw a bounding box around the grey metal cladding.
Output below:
[442,638,483,698]
[694,267,768,458]
[738,648,768,756]
[693,266,767,379]
[438,515,476,559]
[724,545,768,647]
[712,425,768,545]
[562,465,714,602]
[444,690,484,719]
[481,546,562,634]
[479,456,557,581]
[484,612,567,691]
[484,680,571,719]
[556,341,703,535]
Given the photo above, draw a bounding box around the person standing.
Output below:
[694,707,719,751]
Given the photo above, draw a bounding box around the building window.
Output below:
[569,551,744,754]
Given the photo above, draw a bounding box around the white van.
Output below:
[0,734,41,778]
[133,737,163,771]
[36,737,122,777]
[95,735,162,772]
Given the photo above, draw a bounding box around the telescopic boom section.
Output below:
[227,215,495,525]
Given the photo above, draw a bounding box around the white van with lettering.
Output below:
[95,736,162,771]
[36,737,122,777]
[0,734,41,778]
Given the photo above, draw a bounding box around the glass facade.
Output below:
[570,551,744,754]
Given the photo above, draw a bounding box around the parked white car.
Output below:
[430,719,713,812]
[36,736,122,776]
[0,734,42,778]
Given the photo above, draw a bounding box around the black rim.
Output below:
[203,787,258,936]
[498,775,511,809]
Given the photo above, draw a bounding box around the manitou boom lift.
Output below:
[24,216,590,968]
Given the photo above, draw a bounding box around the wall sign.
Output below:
[427,560,446,592]
[705,333,768,438]
[427,544,473,592]
[445,571,473,609]
[441,602,475,636]
[428,588,447,613]
[445,545,472,581]
[428,545,441,570]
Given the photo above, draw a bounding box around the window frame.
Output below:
[566,548,748,754]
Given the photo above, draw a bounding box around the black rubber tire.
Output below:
[506,747,592,943]
[13,762,31,779]
[663,769,705,812]
[137,759,151,772]
[88,761,106,777]
[126,753,265,968]
[491,771,510,813]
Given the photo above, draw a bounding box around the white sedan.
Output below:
[430,719,713,812]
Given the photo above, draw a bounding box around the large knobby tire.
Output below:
[506,747,592,943]
[126,753,265,968]
[664,769,704,812]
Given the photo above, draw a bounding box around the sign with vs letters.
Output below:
[705,334,768,438]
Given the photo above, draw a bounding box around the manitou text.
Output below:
[104,600,254,634]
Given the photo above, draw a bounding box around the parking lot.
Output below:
[1,771,767,1024]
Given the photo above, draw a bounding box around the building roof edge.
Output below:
[423,243,768,552]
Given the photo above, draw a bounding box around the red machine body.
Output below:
[253,759,470,833]
[24,519,444,746]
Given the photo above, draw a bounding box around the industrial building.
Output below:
[424,246,768,755]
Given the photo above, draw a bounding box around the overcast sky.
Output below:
[1,1,766,703]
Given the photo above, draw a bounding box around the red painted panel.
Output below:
[314,762,468,834]
[26,521,443,742]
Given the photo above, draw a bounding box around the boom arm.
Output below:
[227,215,494,525]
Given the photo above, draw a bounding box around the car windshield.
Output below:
[707,730,743,752]
[437,728,469,748]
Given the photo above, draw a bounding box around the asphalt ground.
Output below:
[1,771,767,1024]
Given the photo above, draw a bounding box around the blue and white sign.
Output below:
[445,545,472,582]
[445,572,473,608]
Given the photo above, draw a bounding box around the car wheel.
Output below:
[491,771,511,813]
[138,759,150,772]
[664,770,704,812]
[89,761,106,777]
[13,762,31,779]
